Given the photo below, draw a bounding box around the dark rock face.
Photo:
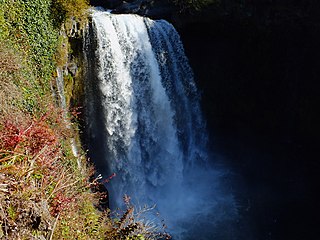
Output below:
[177,4,320,240]
[90,0,123,9]
[90,0,176,18]
[112,0,145,14]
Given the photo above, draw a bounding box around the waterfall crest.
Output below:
[84,9,237,239]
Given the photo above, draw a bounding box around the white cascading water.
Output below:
[84,9,237,239]
[55,67,80,161]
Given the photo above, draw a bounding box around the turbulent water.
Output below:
[84,9,237,239]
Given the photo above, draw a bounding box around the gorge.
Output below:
[1,0,318,238]
[83,9,238,239]
[84,1,320,239]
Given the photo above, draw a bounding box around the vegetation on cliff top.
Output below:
[0,0,169,239]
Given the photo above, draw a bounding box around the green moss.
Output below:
[7,205,17,221]
[56,35,69,67]
[0,0,88,111]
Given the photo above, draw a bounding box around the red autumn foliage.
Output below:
[50,192,74,216]
[0,114,59,156]
[0,121,22,150]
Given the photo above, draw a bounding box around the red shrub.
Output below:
[0,121,23,150]
[0,113,59,156]
[50,192,74,216]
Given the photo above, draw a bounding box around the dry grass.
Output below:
[0,42,23,117]
[0,44,103,237]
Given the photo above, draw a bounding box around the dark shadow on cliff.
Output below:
[177,6,320,239]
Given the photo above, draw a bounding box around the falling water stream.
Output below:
[84,9,237,239]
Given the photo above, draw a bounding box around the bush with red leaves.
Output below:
[50,192,75,216]
[0,114,59,156]
[0,115,58,151]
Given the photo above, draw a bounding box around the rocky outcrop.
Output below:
[90,0,177,19]
[112,0,147,14]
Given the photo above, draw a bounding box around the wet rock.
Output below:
[112,0,145,14]
[142,1,176,19]
[68,62,78,77]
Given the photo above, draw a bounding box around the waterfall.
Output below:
[84,9,237,239]
[55,67,80,163]
[56,67,67,111]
